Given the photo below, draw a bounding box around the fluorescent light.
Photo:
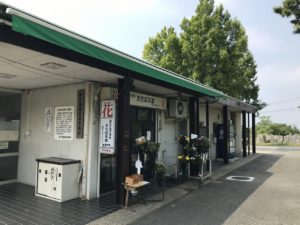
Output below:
[0,73,17,79]
[40,62,66,70]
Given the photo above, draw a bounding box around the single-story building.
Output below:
[0,2,256,205]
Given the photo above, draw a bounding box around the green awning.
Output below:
[9,13,225,98]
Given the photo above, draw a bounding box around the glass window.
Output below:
[100,155,116,194]
[137,109,150,121]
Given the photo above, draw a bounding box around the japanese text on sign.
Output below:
[99,100,116,154]
[54,106,74,141]
[130,92,167,110]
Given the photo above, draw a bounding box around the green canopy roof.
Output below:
[8,9,225,98]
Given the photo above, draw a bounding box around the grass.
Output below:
[257,143,300,147]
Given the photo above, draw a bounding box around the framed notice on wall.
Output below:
[99,100,116,154]
[54,106,74,141]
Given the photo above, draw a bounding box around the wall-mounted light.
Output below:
[40,62,66,70]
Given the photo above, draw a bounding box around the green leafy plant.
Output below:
[193,136,210,155]
[178,135,193,175]
[140,141,160,179]
[155,162,166,187]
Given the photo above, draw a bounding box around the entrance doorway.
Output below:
[99,154,117,194]
[130,107,156,176]
[98,107,156,195]
[0,92,21,184]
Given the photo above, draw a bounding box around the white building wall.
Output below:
[157,110,179,177]
[199,105,206,127]
[18,83,87,186]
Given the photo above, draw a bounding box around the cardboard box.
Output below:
[125,174,143,185]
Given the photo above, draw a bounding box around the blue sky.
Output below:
[2,0,300,127]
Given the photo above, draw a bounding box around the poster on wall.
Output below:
[99,100,116,154]
[44,107,52,133]
[54,106,74,141]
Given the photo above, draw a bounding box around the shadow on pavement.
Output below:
[129,154,282,225]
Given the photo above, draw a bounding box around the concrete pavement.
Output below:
[127,147,300,225]
[129,153,281,225]
[88,153,261,225]
[223,147,300,225]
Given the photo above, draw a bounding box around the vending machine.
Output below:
[229,124,236,159]
[216,124,224,159]
[216,123,236,160]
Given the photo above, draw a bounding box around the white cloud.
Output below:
[247,27,282,54]
[214,0,240,10]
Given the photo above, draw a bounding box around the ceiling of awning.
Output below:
[0,41,191,98]
[0,42,122,90]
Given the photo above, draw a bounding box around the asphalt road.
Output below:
[129,148,300,225]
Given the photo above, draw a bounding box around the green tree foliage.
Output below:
[274,0,300,33]
[257,116,300,143]
[270,123,300,143]
[143,0,263,108]
[143,26,183,75]
[256,116,273,134]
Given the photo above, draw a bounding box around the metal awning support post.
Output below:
[247,112,250,155]
[206,100,210,171]
[252,113,256,154]
[242,111,247,157]
[189,97,199,137]
[116,77,132,205]
[223,106,229,164]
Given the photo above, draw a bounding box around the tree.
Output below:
[143,26,183,75]
[256,116,273,134]
[274,0,300,34]
[143,0,263,108]
[270,123,299,143]
[256,116,300,143]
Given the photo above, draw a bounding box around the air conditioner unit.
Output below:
[168,99,188,118]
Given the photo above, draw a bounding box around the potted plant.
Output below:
[177,135,192,178]
[191,136,210,176]
[155,162,166,187]
[140,141,160,179]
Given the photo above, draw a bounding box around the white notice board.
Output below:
[54,106,74,141]
[99,100,116,154]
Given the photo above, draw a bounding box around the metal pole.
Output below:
[223,106,229,164]
[206,101,210,171]
[247,112,250,155]
[116,77,131,205]
[242,111,247,157]
[252,113,256,154]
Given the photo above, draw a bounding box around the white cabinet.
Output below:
[35,157,80,202]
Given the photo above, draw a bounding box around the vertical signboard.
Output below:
[54,106,74,141]
[99,100,116,154]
